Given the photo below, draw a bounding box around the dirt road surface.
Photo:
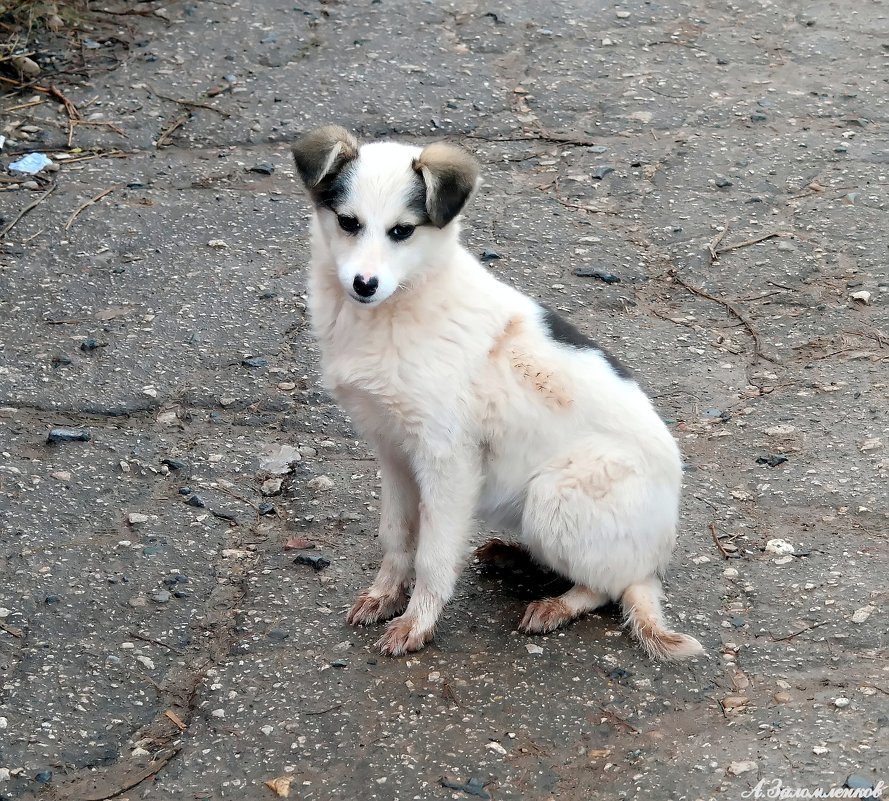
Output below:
[0,1,886,799]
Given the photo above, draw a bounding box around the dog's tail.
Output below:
[621,577,704,661]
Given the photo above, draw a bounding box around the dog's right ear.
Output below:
[291,125,359,194]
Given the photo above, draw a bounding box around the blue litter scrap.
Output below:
[9,153,54,174]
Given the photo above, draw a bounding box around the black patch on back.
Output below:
[540,305,633,380]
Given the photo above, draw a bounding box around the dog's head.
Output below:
[292,125,479,307]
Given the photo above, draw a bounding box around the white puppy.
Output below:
[292,125,703,660]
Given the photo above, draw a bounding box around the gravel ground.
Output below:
[0,1,886,799]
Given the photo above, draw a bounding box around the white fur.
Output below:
[303,136,703,659]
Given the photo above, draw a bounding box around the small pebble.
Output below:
[242,356,268,368]
[294,553,330,571]
[128,513,149,525]
[845,776,875,791]
[765,539,795,555]
[727,760,757,776]
[834,697,850,708]
[151,590,172,604]
[258,501,276,515]
[480,249,501,262]
[590,165,615,180]
[162,458,188,471]
[248,163,275,175]
[47,427,90,444]
[756,453,788,467]
[186,494,206,508]
[261,478,283,496]
[773,691,792,704]
[136,655,155,670]
[267,628,289,641]
[34,771,52,784]
[307,475,335,491]
[330,659,348,668]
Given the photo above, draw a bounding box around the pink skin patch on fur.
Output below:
[347,589,409,626]
[376,615,433,656]
[519,597,574,634]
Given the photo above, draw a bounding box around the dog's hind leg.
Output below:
[519,584,609,634]
[347,444,418,626]
[474,537,531,569]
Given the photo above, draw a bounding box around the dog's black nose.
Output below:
[353,275,379,298]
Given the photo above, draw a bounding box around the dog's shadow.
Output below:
[472,537,574,601]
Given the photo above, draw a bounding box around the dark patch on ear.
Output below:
[291,125,359,207]
[406,172,432,225]
[540,305,633,381]
[413,142,479,228]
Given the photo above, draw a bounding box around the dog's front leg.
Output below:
[377,450,479,656]
[347,443,419,626]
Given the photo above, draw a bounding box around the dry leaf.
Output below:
[264,776,292,797]
[284,537,314,550]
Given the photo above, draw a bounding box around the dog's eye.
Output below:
[388,224,416,242]
[337,214,361,234]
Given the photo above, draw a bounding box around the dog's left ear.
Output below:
[291,125,359,192]
[413,142,480,228]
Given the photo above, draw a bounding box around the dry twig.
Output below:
[156,112,190,147]
[0,184,57,239]
[64,185,117,230]
[709,522,731,560]
[669,269,780,363]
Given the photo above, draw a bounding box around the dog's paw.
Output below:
[376,615,432,656]
[346,589,408,626]
[519,597,573,635]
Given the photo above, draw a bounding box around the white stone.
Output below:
[157,411,178,426]
[850,290,871,304]
[525,643,544,655]
[727,760,758,775]
[307,475,334,491]
[260,725,274,736]
[208,239,229,248]
[127,513,149,525]
[135,655,155,670]
[723,568,739,578]
[851,605,875,624]
[834,697,850,708]
[486,741,508,755]
[765,539,795,555]
[211,708,225,718]
[764,424,796,436]
[0,717,7,730]
[261,478,283,496]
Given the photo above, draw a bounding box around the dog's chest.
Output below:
[320,311,469,449]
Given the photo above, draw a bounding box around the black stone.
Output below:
[185,494,206,508]
[178,486,192,495]
[844,775,874,791]
[35,771,52,784]
[574,267,620,283]
[52,355,72,367]
[330,659,348,668]
[480,249,501,262]
[126,181,145,189]
[47,427,90,444]
[715,177,733,188]
[591,165,615,180]
[756,454,788,467]
[249,162,275,174]
[606,667,633,680]
[294,553,330,571]
[242,356,268,368]
[162,574,189,587]
[267,628,289,641]
[258,502,276,516]
[259,291,278,300]
[44,595,60,605]
[440,776,491,799]
[539,305,632,380]
[750,112,768,122]
[162,458,189,471]
[80,338,102,352]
